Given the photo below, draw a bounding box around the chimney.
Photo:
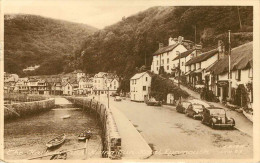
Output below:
[218,40,225,60]
[168,37,176,46]
[159,43,164,49]
[195,44,202,56]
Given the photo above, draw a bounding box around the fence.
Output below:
[66,97,122,159]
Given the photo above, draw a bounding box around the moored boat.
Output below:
[61,115,70,119]
[78,130,92,141]
[46,134,66,148]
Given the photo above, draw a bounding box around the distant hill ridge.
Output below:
[4,14,98,75]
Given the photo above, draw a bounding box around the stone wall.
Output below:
[66,97,122,159]
[4,93,47,102]
[4,98,55,120]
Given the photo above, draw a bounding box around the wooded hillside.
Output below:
[76,6,253,79]
[4,14,98,75]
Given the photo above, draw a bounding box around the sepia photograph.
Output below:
[1,0,259,162]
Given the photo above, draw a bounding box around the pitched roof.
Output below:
[131,71,151,80]
[173,49,195,61]
[153,43,180,56]
[208,42,253,75]
[185,49,218,66]
[94,72,107,78]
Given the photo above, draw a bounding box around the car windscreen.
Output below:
[210,109,225,115]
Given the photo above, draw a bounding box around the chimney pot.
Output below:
[159,43,164,49]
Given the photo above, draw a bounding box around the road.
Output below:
[108,97,253,159]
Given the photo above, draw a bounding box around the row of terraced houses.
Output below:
[4,70,120,96]
[131,36,253,110]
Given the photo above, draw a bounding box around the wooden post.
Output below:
[84,139,89,159]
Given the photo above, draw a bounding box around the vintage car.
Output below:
[114,96,122,101]
[201,107,235,129]
[146,98,161,106]
[176,100,191,113]
[185,99,211,119]
[111,92,119,97]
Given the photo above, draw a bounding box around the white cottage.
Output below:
[62,82,73,95]
[130,71,152,102]
[151,36,194,74]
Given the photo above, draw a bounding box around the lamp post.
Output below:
[228,30,232,101]
[177,51,181,87]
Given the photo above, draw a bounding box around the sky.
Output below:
[2,0,162,29]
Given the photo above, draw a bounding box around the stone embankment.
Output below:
[66,97,122,159]
[4,98,55,120]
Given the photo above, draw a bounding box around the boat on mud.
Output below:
[46,134,66,148]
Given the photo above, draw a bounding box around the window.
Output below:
[143,86,146,91]
[167,65,169,70]
[114,81,116,85]
[132,80,134,85]
[146,77,148,81]
[114,86,116,89]
[162,59,164,65]
[182,62,184,66]
[194,64,196,70]
[167,58,169,64]
[198,63,201,69]
[235,70,241,81]
[157,67,159,71]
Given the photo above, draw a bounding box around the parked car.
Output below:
[186,104,205,119]
[176,100,191,113]
[146,98,161,106]
[111,92,119,97]
[114,96,122,101]
[201,107,235,129]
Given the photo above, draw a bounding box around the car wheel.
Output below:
[210,121,215,129]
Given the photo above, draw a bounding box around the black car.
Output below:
[201,107,235,129]
[185,104,205,120]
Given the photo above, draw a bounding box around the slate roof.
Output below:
[185,49,218,66]
[208,42,253,75]
[173,49,195,61]
[153,43,180,56]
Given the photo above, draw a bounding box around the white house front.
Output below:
[151,36,193,74]
[130,71,152,102]
[63,82,73,95]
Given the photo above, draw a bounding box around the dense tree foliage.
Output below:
[77,6,252,80]
[4,14,97,76]
[150,74,190,101]
[4,6,253,80]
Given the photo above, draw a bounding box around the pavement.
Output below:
[178,84,253,137]
[92,95,153,159]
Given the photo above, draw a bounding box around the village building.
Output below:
[38,80,49,95]
[86,77,93,94]
[93,72,108,95]
[28,78,39,94]
[207,42,253,106]
[130,71,152,102]
[184,41,226,88]
[14,79,29,94]
[62,82,73,95]
[151,36,194,74]
[108,78,120,93]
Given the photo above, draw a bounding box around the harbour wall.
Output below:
[4,98,55,120]
[66,97,122,159]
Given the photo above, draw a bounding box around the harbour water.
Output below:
[4,107,102,160]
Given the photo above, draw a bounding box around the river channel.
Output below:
[4,106,102,160]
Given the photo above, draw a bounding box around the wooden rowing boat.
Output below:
[78,130,92,141]
[46,134,66,148]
